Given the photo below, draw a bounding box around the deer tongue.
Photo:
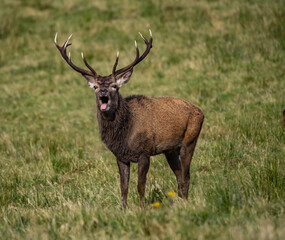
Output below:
[100,103,108,110]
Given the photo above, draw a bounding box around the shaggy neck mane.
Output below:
[96,94,132,158]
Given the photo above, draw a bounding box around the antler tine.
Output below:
[138,32,147,44]
[112,39,140,79]
[113,30,152,77]
[81,52,98,77]
[64,34,73,48]
[54,33,96,77]
[137,30,152,63]
[112,51,120,79]
[54,32,58,44]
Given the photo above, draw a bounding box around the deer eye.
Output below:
[110,84,118,90]
[93,84,99,91]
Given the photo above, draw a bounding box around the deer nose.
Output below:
[99,89,108,97]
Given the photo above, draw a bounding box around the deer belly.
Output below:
[154,137,183,154]
[128,131,183,156]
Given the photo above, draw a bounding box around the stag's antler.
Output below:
[112,29,153,79]
[54,33,98,78]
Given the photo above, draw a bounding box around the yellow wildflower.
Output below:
[166,191,176,197]
[151,201,161,208]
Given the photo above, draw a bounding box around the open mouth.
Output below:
[99,96,111,111]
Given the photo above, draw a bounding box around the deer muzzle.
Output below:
[99,95,111,111]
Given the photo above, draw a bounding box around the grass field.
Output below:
[0,0,285,239]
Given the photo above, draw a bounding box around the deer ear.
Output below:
[82,75,97,88]
[116,68,133,88]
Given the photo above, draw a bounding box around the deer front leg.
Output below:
[117,159,130,210]
[137,156,150,208]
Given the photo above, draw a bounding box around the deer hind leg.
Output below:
[180,114,204,199]
[179,139,198,199]
[164,150,183,197]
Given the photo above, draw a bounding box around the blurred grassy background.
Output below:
[0,0,285,239]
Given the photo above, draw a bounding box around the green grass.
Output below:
[0,0,285,239]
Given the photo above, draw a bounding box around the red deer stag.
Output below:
[54,30,204,209]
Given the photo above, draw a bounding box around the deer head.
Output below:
[54,30,152,115]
